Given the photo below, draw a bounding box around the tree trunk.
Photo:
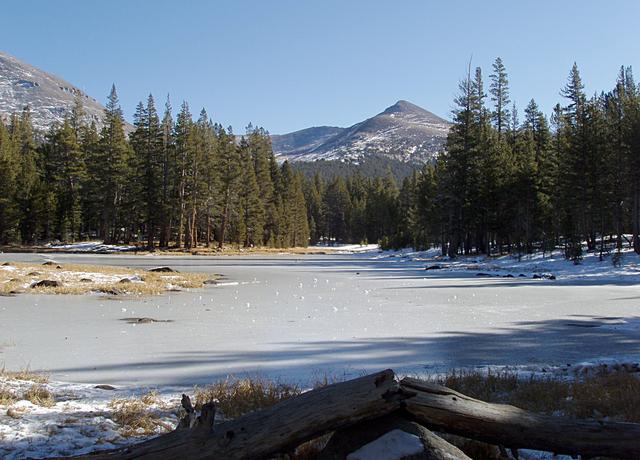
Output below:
[401,377,640,459]
[65,370,406,460]
[63,372,640,460]
[218,202,229,249]
[634,185,640,254]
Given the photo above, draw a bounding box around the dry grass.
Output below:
[0,386,18,406]
[0,367,49,384]
[439,369,640,422]
[108,391,172,437]
[1,367,55,408]
[22,384,55,407]
[0,262,212,296]
[194,377,302,419]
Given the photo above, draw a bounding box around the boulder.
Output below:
[148,266,178,273]
[31,279,62,288]
[94,384,117,391]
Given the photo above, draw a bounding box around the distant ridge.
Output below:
[0,50,107,132]
[272,100,451,164]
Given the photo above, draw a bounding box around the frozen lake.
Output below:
[1,252,639,386]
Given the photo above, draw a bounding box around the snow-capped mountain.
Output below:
[272,100,451,163]
[0,50,106,132]
[271,126,345,157]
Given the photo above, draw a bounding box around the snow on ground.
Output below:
[45,242,138,253]
[371,246,640,282]
[314,243,380,253]
[2,358,634,459]
[0,378,180,460]
[346,429,424,460]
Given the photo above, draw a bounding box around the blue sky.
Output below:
[1,1,638,134]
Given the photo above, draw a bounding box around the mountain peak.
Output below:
[385,99,422,112]
[273,100,452,164]
[380,100,444,122]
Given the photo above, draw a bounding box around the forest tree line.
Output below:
[394,59,640,261]
[303,59,640,262]
[0,87,309,248]
[1,59,640,260]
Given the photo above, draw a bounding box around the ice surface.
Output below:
[0,249,639,459]
[0,251,639,388]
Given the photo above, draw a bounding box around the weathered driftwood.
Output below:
[400,377,640,459]
[175,394,216,431]
[67,369,406,460]
[436,433,514,460]
[320,414,470,460]
[65,370,640,460]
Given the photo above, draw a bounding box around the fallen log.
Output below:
[401,377,640,459]
[67,369,407,460]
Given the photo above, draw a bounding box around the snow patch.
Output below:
[346,429,424,460]
[313,243,380,253]
[372,246,640,282]
[0,378,180,460]
[45,242,137,253]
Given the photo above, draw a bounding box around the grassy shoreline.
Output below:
[0,261,213,296]
[1,367,638,459]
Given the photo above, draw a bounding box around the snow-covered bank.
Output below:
[45,242,138,253]
[372,247,640,282]
[0,378,180,460]
[313,243,380,253]
[1,358,638,460]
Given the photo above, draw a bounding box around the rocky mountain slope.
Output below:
[271,126,345,157]
[0,50,106,132]
[272,100,451,164]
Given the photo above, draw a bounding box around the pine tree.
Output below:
[440,64,485,256]
[414,164,440,250]
[323,176,351,243]
[290,172,310,247]
[159,95,174,247]
[558,63,588,261]
[619,68,640,253]
[130,94,164,247]
[0,118,19,243]
[43,120,87,241]
[80,121,101,234]
[12,108,46,244]
[237,138,264,246]
[489,57,511,140]
[303,173,323,244]
[200,113,220,247]
[216,125,241,248]
[174,101,193,248]
[93,85,131,243]
[247,125,278,244]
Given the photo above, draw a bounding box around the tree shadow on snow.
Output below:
[48,314,640,386]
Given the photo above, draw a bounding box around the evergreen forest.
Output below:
[1,59,640,262]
